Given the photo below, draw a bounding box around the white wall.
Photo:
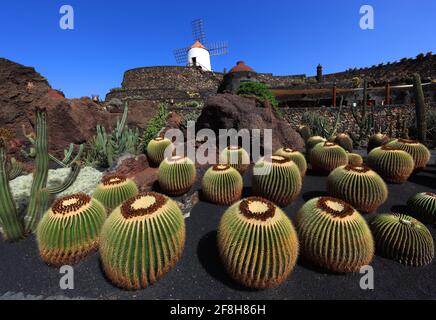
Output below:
[187,47,212,71]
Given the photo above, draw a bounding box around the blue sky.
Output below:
[1,0,435,98]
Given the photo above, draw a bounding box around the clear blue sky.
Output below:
[1,0,435,98]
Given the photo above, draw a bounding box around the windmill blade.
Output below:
[192,19,206,44]
[173,47,189,64]
[207,41,229,56]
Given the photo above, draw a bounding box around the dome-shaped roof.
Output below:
[229,61,255,73]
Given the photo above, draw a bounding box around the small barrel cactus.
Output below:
[367,133,389,154]
[386,139,431,170]
[305,136,327,158]
[334,133,353,152]
[347,152,363,166]
[327,165,388,213]
[201,165,243,205]
[146,137,173,165]
[100,192,185,290]
[219,146,250,173]
[274,147,307,177]
[252,155,302,207]
[407,192,436,224]
[37,194,107,266]
[310,142,348,174]
[367,145,415,183]
[158,156,196,195]
[370,213,434,266]
[217,197,299,289]
[296,197,374,273]
[93,174,139,210]
[297,125,312,142]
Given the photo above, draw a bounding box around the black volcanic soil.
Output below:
[1,163,436,300]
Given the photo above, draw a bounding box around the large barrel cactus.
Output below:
[310,142,348,174]
[305,136,327,158]
[201,165,243,205]
[158,156,196,195]
[327,165,388,213]
[37,194,107,266]
[93,174,139,210]
[407,192,436,224]
[274,147,307,177]
[367,145,415,183]
[296,197,374,273]
[367,133,389,154]
[347,152,363,166]
[100,192,186,290]
[217,197,299,289]
[370,213,434,266]
[252,155,302,207]
[146,137,173,165]
[219,146,250,173]
[334,133,353,152]
[386,139,431,170]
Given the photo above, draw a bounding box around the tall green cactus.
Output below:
[413,73,427,142]
[351,79,374,144]
[0,139,25,241]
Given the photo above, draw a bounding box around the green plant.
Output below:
[146,137,173,165]
[301,101,342,140]
[347,152,363,166]
[350,79,374,144]
[296,197,374,273]
[310,142,348,175]
[367,132,389,154]
[201,165,243,205]
[92,174,139,210]
[217,197,299,289]
[219,146,250,174]
[305,136,327,159]
[407,192,436,224]
[386,139,431,170]
[158,156,196,196]
[297,125,312,142]
[252,156,302,207]
[100,192,186,290]
[141,104,169,152]
[414,74,428,142]
[236,81,282,117]
[367,145,415,183]
[327,165,388,213]
[7,157,24,180]
[274,147,307,177]
[36,193,106,266]
[370,213,434,266]
[334,133,353,152]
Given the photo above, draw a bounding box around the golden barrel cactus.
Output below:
[387,139,431,170]
[274,147,307,177]
[158,156,197,195]
[219,146,250,173]
[407,192,436,224]
[93,174,139,210]
[334,133,353,152]
[201,165,243,205]
[347,152,363,166]
[367,133,389,154]
[146,137,173,165]
[310,142,348,174]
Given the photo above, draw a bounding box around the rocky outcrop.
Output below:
[196,94,304,153]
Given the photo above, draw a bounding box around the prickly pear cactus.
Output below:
[274,147,307,177]
[201,165,243,205]
[93,174,139,210]
[158,156,196,196]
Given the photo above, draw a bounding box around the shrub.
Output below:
[141,103,169,152]
[236,82,282,117]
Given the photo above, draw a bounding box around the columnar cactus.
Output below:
[310,142,348,174]
[146,137,173,165]
[201,165,243,205]
[334,133,353,152]
[217,197,299,289]
[407,192,436,224]
[219,146,250,173]
[367,133,389,154]
[36,194,106,266]
[93,174,139,210]
[274,147,307,176]
[158,156,196,195]
[327,165,388,213]
[296,197,374,273]
[367,145,415,183]
[370,213,434,266]
[100,192,186,290]
[305,136,326,158]
[252,155,302,207]
[386,139,431,170]
[347,152,363,166]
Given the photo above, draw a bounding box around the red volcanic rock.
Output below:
[166,111,183,129]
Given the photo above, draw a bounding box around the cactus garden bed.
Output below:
[1,159,435,300]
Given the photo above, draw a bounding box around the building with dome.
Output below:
[218,61,259,93]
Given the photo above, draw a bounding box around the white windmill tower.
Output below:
[174,19,228,72]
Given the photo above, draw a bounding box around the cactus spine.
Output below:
[370,213,434,266]
[296,197,374,273]
[386,139,431,170]
[100,192,186,290]
[217,197,299,289]
[274,147,307,177]
[93,174,139,210]
[407,192,436,224]
[146,137,173,165]
[306,136,327,158]
[158,156,197,195]
[201,165,243,205]
[347,152,363,166]
[327,165,388,213]
[36,194,107,266]
[252,155,302,207]
[310,142,348,174]
[219,146,250,173]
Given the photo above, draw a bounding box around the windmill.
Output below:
[173,19,228,71]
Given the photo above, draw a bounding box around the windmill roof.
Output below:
[229,61,255,73]
[190,41,207,49]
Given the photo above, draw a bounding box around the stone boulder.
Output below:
[196,94,304,153]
